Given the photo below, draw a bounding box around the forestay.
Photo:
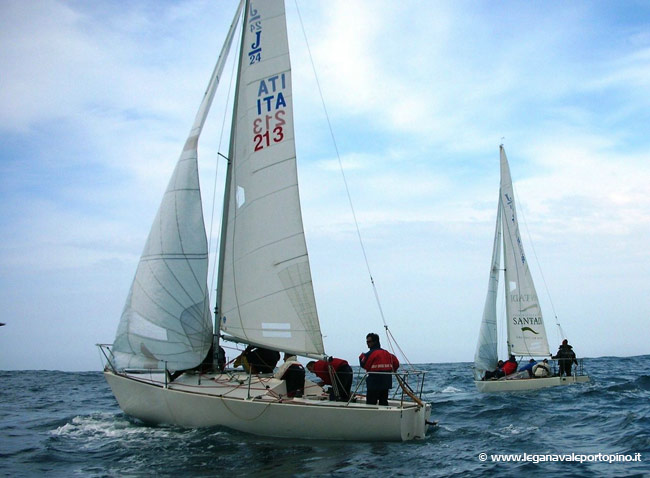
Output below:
[217,0,325,357]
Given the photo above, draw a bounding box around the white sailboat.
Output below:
[99,0,430,441]
[474,145,589,393]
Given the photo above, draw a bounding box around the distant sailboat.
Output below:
[474,145,589,392]
[99,0,430,440]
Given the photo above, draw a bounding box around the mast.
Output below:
[215,0,250,345]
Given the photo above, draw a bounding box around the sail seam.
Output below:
[232,232,305,263]
[231,183,298,216]
[140,255,208,261]
[221,284,314,320]
[250,156,295,174]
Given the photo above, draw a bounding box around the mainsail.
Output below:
[112,1,245,371]
[500,146,550,356]
[217,0,324,357]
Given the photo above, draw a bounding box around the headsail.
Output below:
[474,197,502,378]
[112,1,245,371]
[500,146,550,357]
[217,0,325,357]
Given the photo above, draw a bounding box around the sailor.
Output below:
[502,355,518,376]
[307,357,354,401]
[483,360,504,380]
[359,333,399,406]
[518,358,537,378]
[234,346,280,374]
[552,339,578,376]
[274,353,305,397]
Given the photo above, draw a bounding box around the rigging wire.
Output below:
[513,183,567,345]
[293,1,414,368]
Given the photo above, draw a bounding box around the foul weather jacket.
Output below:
[502,359,517,376]
[359,346,399,391]
[312,358,349,385]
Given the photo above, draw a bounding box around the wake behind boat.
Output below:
[473,146,590,393]
[98,0,430,441]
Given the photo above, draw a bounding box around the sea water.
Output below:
[1,356,648,477]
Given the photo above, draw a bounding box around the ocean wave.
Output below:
[50,413,175,445]
[441,386,463,393]
[635,375,650,390]
[2,359,649,477]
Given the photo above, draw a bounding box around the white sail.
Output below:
[217,0,325,357]
[474,198,502,378]
[112,145,212,371]
[112,2,244,371]
[500,146,550,357]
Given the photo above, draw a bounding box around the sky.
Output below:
[1,0,649,371]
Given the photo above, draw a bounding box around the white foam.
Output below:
[50,413,177,448]
[491,423,539,437]
[441,386,462,393]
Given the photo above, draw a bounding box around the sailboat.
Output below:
[473,145,590,392]
[98,0,430,441]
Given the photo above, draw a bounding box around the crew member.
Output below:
[274,353,305,397]
[307,357,353,401]
[552,339,578,376]
[359,333,399,406]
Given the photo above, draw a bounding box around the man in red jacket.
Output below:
[359,333,399,405]
[307,357,353,401]
[502,355,518,376]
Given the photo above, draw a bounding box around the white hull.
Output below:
[475,374,590,393]
[105,370,431,441]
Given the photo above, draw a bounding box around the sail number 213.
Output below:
[253,110,285,151]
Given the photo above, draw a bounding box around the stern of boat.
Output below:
[405,401,432,440]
